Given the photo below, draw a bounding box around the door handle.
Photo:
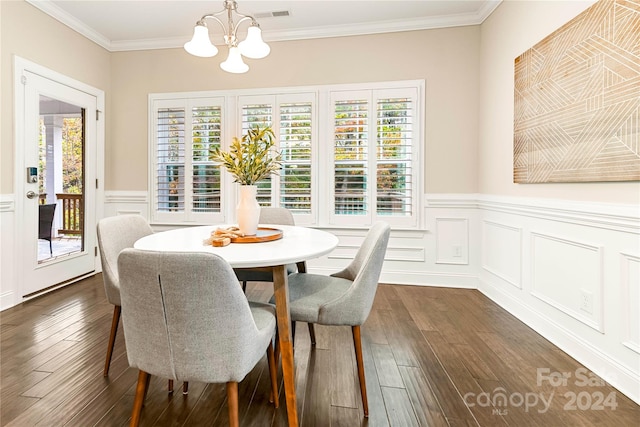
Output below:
[26,191,37,199]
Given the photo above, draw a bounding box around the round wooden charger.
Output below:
[230,227,283,243]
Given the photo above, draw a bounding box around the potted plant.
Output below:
[210,125,281,235]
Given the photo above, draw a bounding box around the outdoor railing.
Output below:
[56,193,83,235]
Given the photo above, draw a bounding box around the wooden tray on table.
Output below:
[230,227,283,243]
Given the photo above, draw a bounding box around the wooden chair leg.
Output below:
[273,328,280,365]
[130,370,150,427]
[266,342,279,407]
[143,372,151,403]
[168,379,173,394]
[227,382,239,427]
[183,382,189,395]
[292,321,296,348]
[104,305,121,377]
[352,325,369,417]
[308,323,316,346]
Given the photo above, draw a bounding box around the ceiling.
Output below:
[27,0,501,52]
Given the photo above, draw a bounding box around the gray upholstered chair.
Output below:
[117,249,279,427]
[234,207,302,292]
[97,215,187,393]
[285,221,390,417]
[97,214,154,378]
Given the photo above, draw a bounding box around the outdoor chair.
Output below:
[39,203,57,255]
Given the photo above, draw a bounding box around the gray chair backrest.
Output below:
[96,215,153,306]
[259,207,295,226]
[118,249,266,383]
[321,221,391,325]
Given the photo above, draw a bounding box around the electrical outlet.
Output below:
[453,245,462,257]
[580,290,593,314]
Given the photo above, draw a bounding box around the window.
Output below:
[238,93,316,224]
[149,81,422,229]
[330,87,419,227]
[151,97,225,224]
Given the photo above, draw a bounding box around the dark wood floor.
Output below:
[1,274,638,426]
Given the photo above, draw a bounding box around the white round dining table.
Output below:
[134,224,338,269]
[134,224,338,427]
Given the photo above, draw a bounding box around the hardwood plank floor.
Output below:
[1,274,638,426]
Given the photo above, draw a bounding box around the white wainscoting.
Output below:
[530,232,604,332]
[104,191,148,218]
[477,195,640,405]
[482,220,522,288]
[435,217,469,265]
[621,253,640,355]
[102,191,481,289]
[0,195,16,311]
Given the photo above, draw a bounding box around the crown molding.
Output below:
[27,0,501,52]
[26,0,112,51]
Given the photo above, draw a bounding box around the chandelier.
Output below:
[184,0,271,74]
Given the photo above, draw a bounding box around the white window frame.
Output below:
[148,80,424,230]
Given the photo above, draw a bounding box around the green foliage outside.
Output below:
[38,117,84,195]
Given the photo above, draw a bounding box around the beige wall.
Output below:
[10,1,634,202]
[1,3,481,196]
[478,0,640,203]
[0,0,111,194]
[110,27,480,192]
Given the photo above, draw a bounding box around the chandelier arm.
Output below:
[231,15,256,38]
[198,15,227,35]
[198,13,256,48]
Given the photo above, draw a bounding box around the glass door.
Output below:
[37,95,85,263]
[21,71,97,297]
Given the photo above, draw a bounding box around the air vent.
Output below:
[254,10,290,18]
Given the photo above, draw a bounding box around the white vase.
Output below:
[236,185,260,236]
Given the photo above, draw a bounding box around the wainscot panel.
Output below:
[478,195,640,405]
[0,195,16,310]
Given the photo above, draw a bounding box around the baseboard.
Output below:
[0,291,16,312]
[309,266,478,288]
[478,277,640,405]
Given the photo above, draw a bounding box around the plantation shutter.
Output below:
[150,80,420,227]
[376,96,413,217]
[152,97,226,224]
[279,101,313,214]
[191,104,222,213]
[330,87,419,227]
[241,102,273,206]
[156,106,185,215]
[331,91,370,223]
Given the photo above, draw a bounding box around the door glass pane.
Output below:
[38,95,85,263]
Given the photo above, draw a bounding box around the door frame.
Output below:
[13,56,105,300]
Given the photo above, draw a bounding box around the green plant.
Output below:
[209,125,282,185]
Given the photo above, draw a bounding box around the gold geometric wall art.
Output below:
[514,0,640,183]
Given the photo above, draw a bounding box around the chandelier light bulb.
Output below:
[238,25,270,59]
[184,24,218,57]
[220,47,249,73]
